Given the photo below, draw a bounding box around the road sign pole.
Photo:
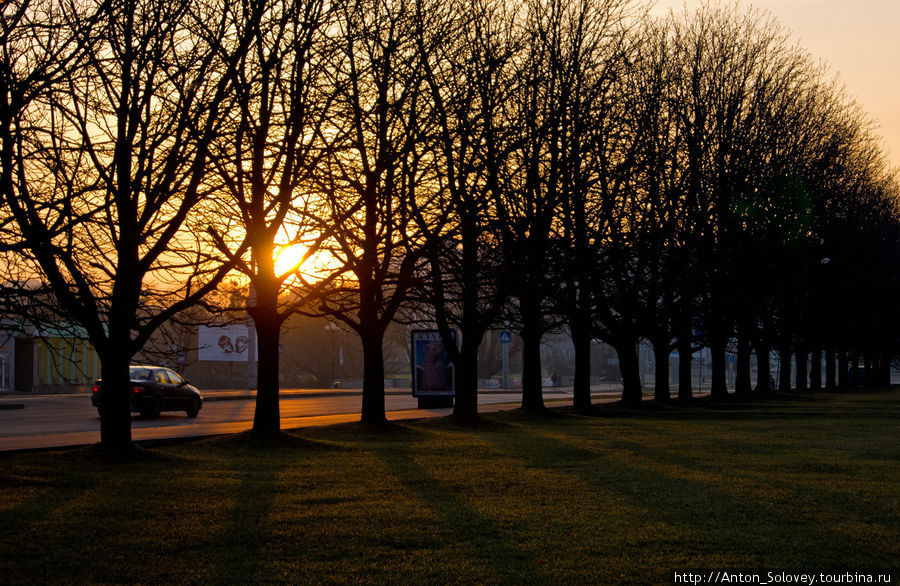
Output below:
[498,329,512,389]
[502,342,509,389]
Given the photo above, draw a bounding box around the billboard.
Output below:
[411,329,455,397]
[198,325,257,362]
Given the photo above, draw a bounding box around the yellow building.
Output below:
[0,322,100,393]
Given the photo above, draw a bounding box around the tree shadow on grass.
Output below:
[207,442,317,582]
[0,461,99,574]
[74,442,177,462]
[555,394,899,422]
[398,413,518,436]
[311,420,433,445]
[480,423,898,576]
[209,429,348,454]
[204,430,356,583]
[375,446,549,585]
[212,465,282,583]
[0,443,167,544]
[0,444,193,582]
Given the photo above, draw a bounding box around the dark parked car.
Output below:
[91,366,202,418]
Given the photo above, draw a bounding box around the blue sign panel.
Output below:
[499,330,512,343]
[411,330,456,397]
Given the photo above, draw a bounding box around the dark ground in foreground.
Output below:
[1,389,898,584]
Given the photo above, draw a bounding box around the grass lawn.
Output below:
[1,389,898,584]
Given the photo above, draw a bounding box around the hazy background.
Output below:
[652,0,900,170]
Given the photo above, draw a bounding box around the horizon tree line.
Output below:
[2,0,898,451]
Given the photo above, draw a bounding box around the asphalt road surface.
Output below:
[0,389,577,452]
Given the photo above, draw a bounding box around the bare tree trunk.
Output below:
[616,338,642,407]
[809,349,822,390]
[652,338,670,402]
[735,335,752,396]
[863,352,873,387]
[450,222,484,419]
[795,346,808,392]
[838,351,850,389]
[517,290,547,411]
[825,349,837,390]
[709,330,729,399]
[879,352,892,386]
[452,340,480,418]
[99,346,133,449]
[360,328,387,423]
[248,263,284,437]
[252,312,282,437]
[677,337,693,401]
[778,347,792,392]
[571,322,592,410]
[849,352,860,389]
[520,335,545,412]
[755,340,771,393]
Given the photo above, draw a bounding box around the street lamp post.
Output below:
[326,322,338,387]
[247,284,256,390]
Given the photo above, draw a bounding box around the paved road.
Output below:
[0,388,590,452]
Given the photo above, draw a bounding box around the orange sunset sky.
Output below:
[652,0,900,171]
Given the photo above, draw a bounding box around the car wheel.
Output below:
[141,399,160,419]
[186,398,200,418]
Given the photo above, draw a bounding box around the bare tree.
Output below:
[313,0,437,423]
[1,0,252,450]
[807,112,900,390]
[1,0,99,301]
[206,0,337,437]
[520,1,653,408]
[409,0,520,418]
[497,0,605,411]
[664,4,803,398]
[547,0,639,409]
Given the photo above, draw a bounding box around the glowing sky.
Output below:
[651,0,900,171]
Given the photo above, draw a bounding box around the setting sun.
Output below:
[274,244,310,277]
[273,240,344,282]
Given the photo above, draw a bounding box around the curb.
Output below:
[1,389,574,402]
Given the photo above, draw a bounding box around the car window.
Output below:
[130,368,152,381]
[166,369,184,385]
[154,370,168,384]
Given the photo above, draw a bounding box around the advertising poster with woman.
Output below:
[198,325,256,361]
[411,330,455,397]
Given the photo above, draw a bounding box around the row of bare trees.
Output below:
[3,0,898,450]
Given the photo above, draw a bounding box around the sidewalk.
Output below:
[0,385,595,401]
[198,386,585,401]
[0,386,407,400]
